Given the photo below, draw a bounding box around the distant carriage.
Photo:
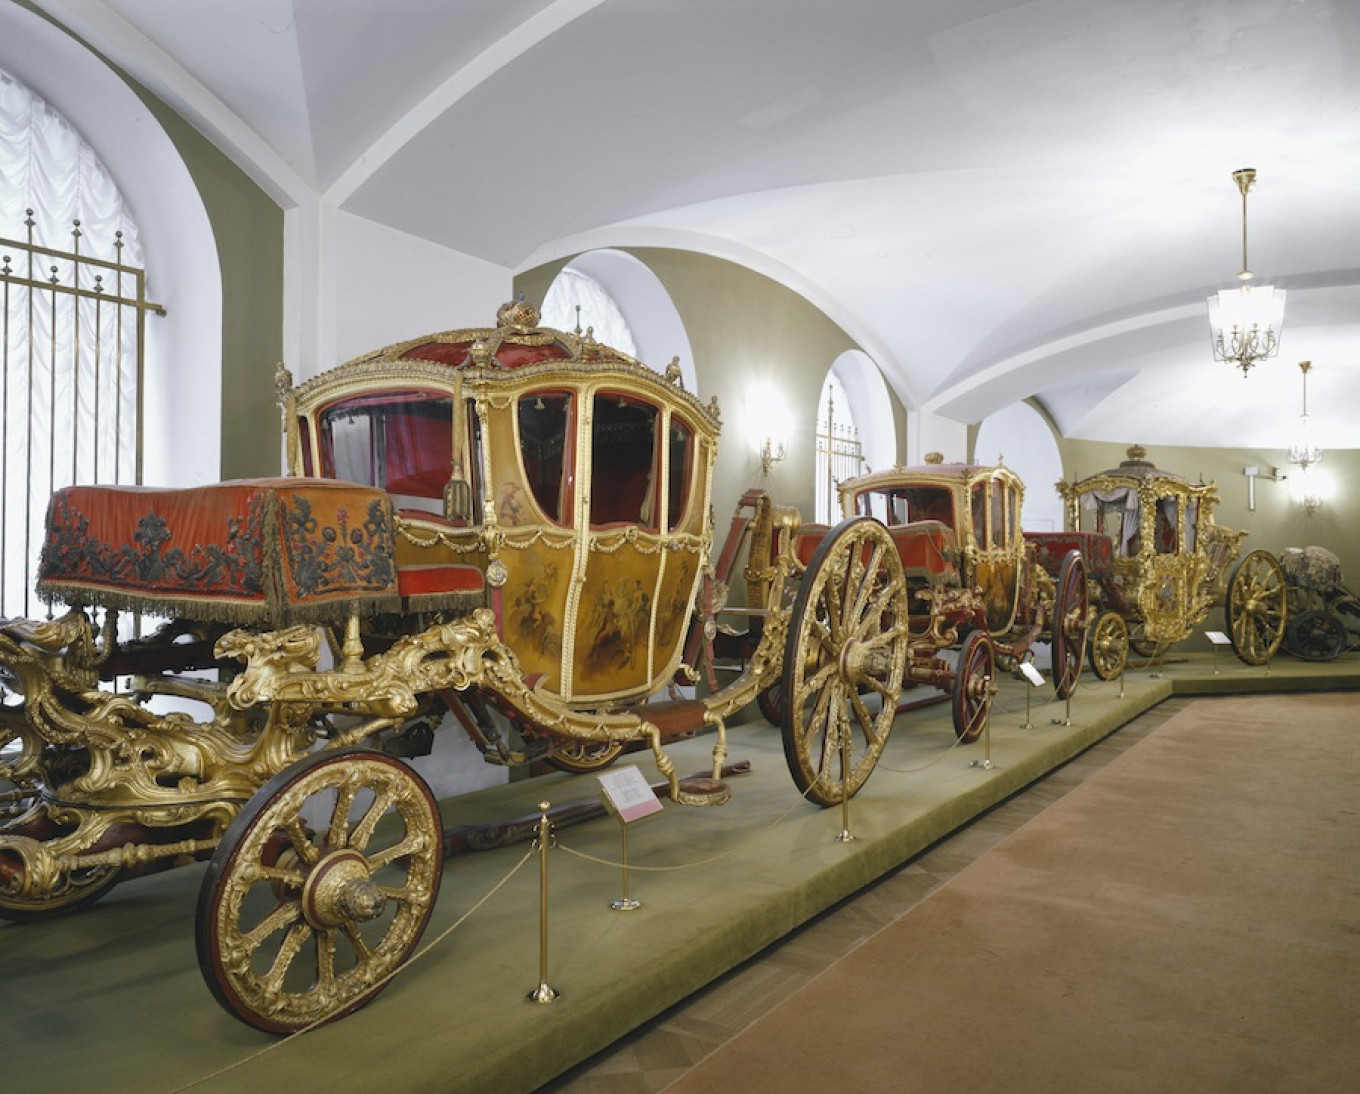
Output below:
[1052,446,1283,677]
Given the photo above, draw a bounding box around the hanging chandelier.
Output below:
[1206,168,1286,376]
[1286,360,1322,470]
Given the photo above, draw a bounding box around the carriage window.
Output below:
[591,394,658,527]
[317,391,453,515]
[1184,499,1198,553]
[971,483,987,549]
[1155,497,1179,554]
[990,481,1005,548]
[1008,485,1020,546]
[519,393,573,523]
[667,418,694,531]
[855,486,950,527]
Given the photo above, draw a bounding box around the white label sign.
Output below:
[1019,661,1045,687]
[598,765,663,823]
[1204,630,1233,646]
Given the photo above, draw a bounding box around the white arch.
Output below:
[551,250,697,392]
[830,349,896,473]
[974,403,1064,532]
[0,3,222,488]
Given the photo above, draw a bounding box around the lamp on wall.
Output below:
[1207,168,1285,376]
[760,436,787,477]
[1285,360,1322,471]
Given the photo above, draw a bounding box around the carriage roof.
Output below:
[1058,445,1219,507]
[285,296,720,433]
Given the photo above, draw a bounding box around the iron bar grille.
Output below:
[0,212,164,617]
[814,389,864,524]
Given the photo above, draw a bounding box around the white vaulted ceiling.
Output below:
[35,0,1360,450]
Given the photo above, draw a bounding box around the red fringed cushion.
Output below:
[37,478,401,626]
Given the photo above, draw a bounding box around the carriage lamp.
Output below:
[1286,360,1322,471]
[1207,168,1285,376]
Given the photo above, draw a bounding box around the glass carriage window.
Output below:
[971,483,988,549]
[1184,498,1198,554]
[317,391,453,512]
[519,392,572,523]
[1154,497,1180,554]
[667,418,694,532]
[854,486,949,527]
[989,481,1005,548]
[591,393,659,527]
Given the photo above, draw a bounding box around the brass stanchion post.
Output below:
[610,817,641,911]
[835,716,855,843]
[527,801,559,1004]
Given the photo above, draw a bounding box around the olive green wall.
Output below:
[121,92,285,480]
[517,249,908,530]
[1058,438,1360,603]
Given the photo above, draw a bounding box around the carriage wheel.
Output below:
[952,630,996,743]
[755,680,785,726]
[1226,550,1288,665]
[545,738,626,774]
[196,748,443,1033]
[781,518,908,807]
[1086,609,1130,681]
[1283,609,1347,662]
[1050,551,1088,699]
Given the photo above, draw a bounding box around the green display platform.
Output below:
[3,653,1356,1093]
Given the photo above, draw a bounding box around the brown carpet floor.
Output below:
[661,694,1360,1093]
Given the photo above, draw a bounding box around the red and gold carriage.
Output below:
[752,458,1092,805]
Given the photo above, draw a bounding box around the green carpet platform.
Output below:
[4,651,1358,1093]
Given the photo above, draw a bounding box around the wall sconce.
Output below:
[1293,465,1326,517]
[760,436,787,477]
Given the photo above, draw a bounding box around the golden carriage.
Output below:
[1055,446,1284,677]
[0,298,796,1032]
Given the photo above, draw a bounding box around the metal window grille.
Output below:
[0,212,163,617]
[815,388,864,524]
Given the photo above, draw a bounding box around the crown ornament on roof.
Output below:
[495,294,540,332]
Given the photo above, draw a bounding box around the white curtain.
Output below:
[541,267,638,359]
[1,67,144,617]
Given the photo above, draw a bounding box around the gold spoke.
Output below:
[239,898,303,951]
[364,833,426,871]
[327,782,359,849]
[348,787,395,851]
[260,921,314,997]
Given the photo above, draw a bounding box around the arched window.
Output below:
[536,250,697,392]
[815,371,863,523]
[0,66,156,617]
[542,267,638,357]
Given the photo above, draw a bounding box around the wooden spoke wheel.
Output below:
[544,738,625,774]
[781,518,908,807]
[196,748,443,1033]
[1051,550,1088,699]
[1087,608,1130,681]
[1226,549,1288,666]
[1283,609,1347,662]
[952,629,996,743]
